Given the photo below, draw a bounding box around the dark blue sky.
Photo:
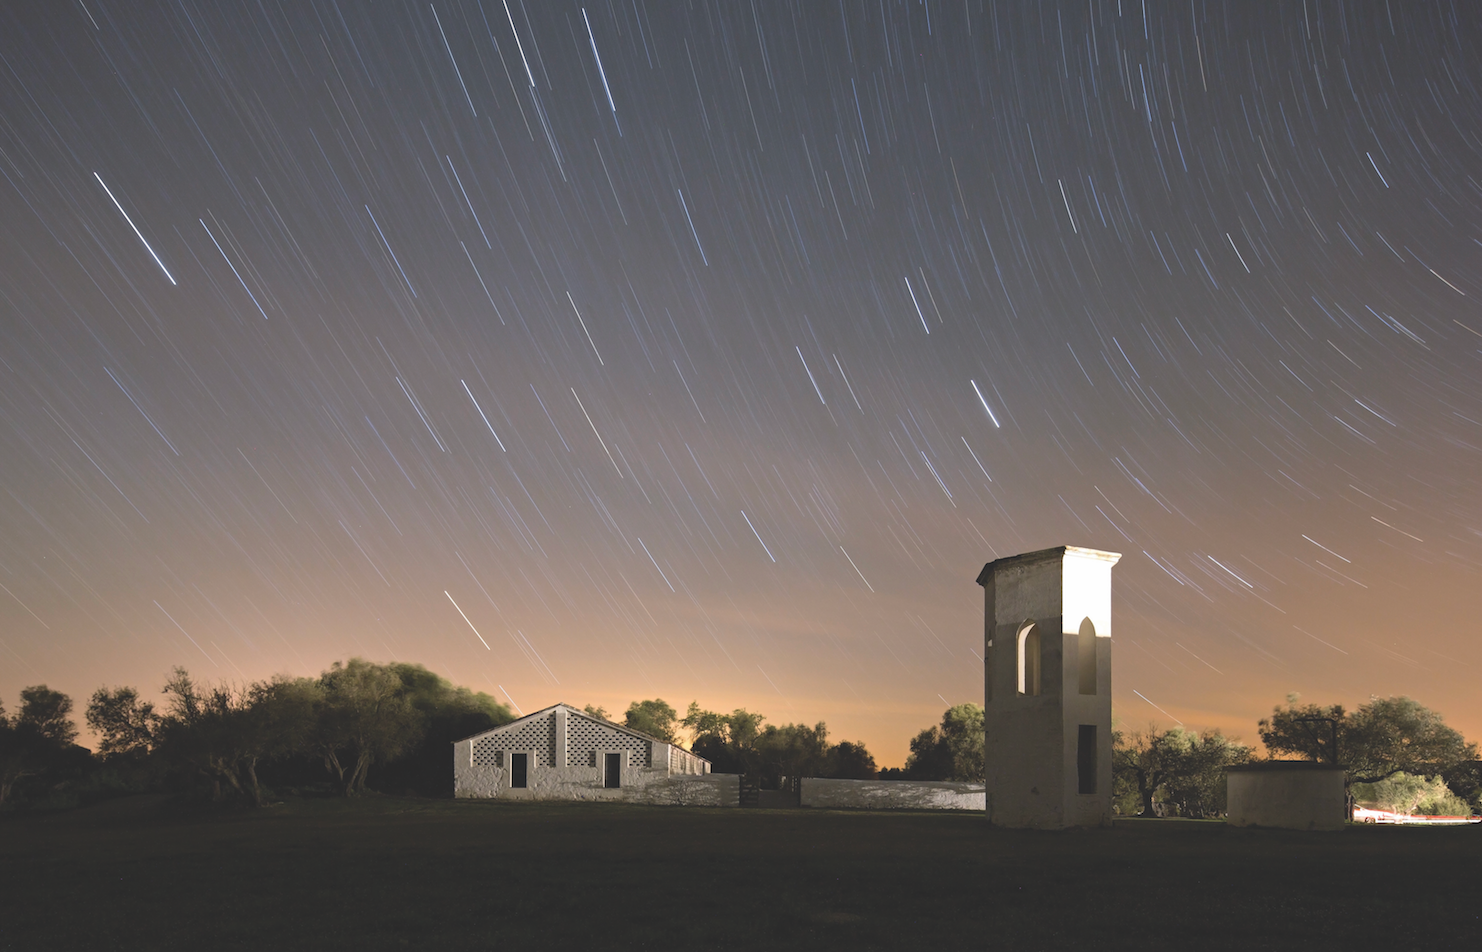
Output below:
[2,1,1478,764]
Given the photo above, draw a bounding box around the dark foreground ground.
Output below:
[1,796,1477,951]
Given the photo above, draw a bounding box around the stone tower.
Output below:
[976,546,1120,828]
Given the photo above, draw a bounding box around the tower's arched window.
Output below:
[1078,617,1097,696]
[1017,621,1041,696]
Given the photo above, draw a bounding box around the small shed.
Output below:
[1226,762,1347,831]
[453,703,738,806]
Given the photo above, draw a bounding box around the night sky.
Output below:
[3,2,1480,767]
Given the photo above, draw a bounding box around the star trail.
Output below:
[2,2,1480,764]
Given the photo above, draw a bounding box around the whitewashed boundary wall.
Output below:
[800,777,986,811]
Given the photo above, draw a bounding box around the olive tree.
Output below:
[903,704,984,781]
[86,686,158,760]
[313,659,424,796]
[623,698,679,743]
[0,687,80,807]
[1112,726,1253,817]
[1259,695,1475,785]
[680,703,766,775]
[155,669,318,806]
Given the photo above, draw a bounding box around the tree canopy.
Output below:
[71,658,513,806]
[1259,695,1476,785]
[374,663,514,796]
[86,686,157,760]
[1,686,84,807]
[900,704,984,781]
[824,741,878,780]
[1351,771,1471,817]
[15,686,78,748]
[151,668,319,807]
[623,699,679,743]
[313,659,425,796]
[753,721,831,787]
[1113,726,1254,817]
[679,701,875,785]
[681,702,765,775]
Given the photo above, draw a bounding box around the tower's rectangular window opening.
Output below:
[603,752,621,788]
[511,752,528,788]
[1077,725,1097,794]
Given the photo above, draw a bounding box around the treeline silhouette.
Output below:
[31,666,1469,818]
[1,661,898,809]
[1,665,1014,812]
[1,659,514,809]
[598,698,880,790]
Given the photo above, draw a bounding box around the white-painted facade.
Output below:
[978,545,1120,829]
[800,777,985,811]
[454,703,737,806]
[1226,762,1347,831]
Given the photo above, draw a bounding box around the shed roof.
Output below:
[1225,760,1347,772]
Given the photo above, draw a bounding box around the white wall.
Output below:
[631,773,737,806]
[800,778,985,811]
[1061,546,1117,641]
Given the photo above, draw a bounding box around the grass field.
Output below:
[2,795,1478,950]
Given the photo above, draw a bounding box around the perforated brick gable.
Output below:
[566,712,651,767]
[486,711,556,766]
[472,738,502,767]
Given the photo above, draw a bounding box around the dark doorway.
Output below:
[604,752,621,788]
[511,752,528,788]
[1077,725,1097,794]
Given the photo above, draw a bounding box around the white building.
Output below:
[454,703,739,806]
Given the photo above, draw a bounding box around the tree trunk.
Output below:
[246,757,262,808]
[323,750,350,794]
[219,762,246,799]
[347,751,372,796]
[0,762,35,807]
[1138,769,1161,818]
[202,755,247,803]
